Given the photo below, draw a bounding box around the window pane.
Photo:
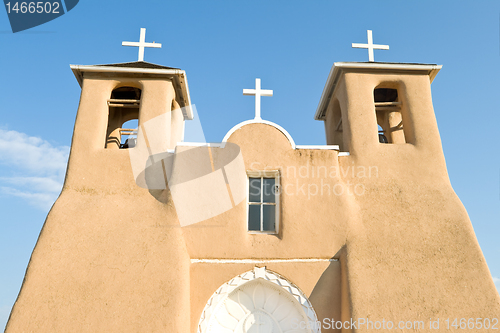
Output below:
[248,205,261,231]
[262,178,275,203]
[249,178,261,203]
[262,205,275,231]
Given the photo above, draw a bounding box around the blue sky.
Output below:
[0,0,499,329]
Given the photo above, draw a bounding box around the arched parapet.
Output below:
[222,119,297,150]
[222,119,340,152]
[198,266,320,333]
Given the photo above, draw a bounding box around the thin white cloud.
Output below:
[0,177,62,193]
[0,187,59,210]
[0,129,69,210]
[493,277,500,291]
[0,129,69,177]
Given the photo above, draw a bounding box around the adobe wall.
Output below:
[6,76,191,333]
[7,69,499,333]
[185,122,352,332]
[332,72,500,330]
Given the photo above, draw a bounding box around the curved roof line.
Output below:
[222,119,296,149]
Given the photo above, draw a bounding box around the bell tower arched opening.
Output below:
[374,86,407,144]
[105,86,141,149]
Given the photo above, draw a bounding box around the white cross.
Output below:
[352,30,389,62]
[243,78,273,120]
[122,28,162,62]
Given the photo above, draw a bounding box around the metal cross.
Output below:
[352,30,389,62]
[122,28,162,62]
[243,78,273,120]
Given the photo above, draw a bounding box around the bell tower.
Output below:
[70,61,192,150]
[313,59,500,322]
[6,32,195,332]
[316,62,441,153]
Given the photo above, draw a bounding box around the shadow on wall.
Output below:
[309,258,342,332]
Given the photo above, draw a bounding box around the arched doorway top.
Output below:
[198,267,320,333]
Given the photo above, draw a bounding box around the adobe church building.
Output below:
[6,29,499,332]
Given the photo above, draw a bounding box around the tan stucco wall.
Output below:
[182,123,351,260]
[6,67,499,333]
[6,75,191,333]
[324,70,500,330]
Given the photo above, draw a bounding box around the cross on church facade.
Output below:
[243,78,273,120]
[122,28,162,62]
[352,30,389,62]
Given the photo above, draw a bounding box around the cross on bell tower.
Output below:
[243,78,273,120]
[122,28,162,62]
[352,30,389,62]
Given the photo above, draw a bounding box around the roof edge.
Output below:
[92,61,179,70]
[69,64,186,82]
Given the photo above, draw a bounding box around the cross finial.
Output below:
[243,78,273,120]
[352,30,389,62]
[122,28,162,62]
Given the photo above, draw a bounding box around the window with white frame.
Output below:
[247,170,280,233]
